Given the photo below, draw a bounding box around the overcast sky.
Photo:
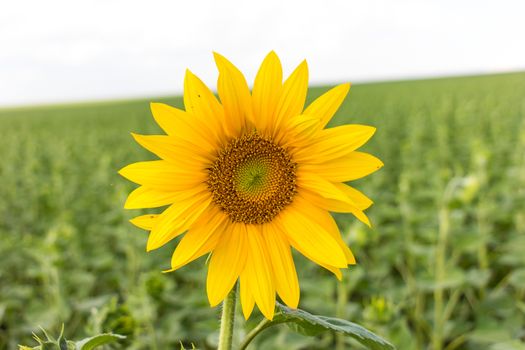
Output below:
[1,0,524,107]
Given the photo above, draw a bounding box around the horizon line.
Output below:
[1,68,523,111]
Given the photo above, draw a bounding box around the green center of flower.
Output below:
[208,132,297,224]
[235,159,273,199]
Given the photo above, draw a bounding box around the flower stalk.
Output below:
[218,284,237,350]
[239,318,273,350]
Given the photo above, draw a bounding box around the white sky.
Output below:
[1,0,524,107]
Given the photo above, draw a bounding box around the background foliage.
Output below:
[1,72,524,349]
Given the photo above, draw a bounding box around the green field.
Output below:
[1,72,525,350]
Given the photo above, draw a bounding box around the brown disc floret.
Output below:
[207,132,297,224]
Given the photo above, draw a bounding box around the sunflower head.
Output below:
[119,51,383,320]
[208,131,297,224]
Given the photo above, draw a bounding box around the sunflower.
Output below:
[119,51,383,320]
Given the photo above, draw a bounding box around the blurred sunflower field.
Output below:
[1,72,524,350]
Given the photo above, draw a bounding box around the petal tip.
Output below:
[296,59,309,75]
[261,307,275,321]
[339,82,351,94]
[213,51,234,73]
[146,238,159,252]
[266,50,281,63]
[207,295,222,308]
[117,165,128,178]
[286,300,299,309]
[123,199,133,210]
[149,102,164,113]
[184,68,194,79]
[212,51,223,61]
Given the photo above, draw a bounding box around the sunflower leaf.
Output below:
[57,324,68,350]
[75,334,126,350]
[275,303,395,350]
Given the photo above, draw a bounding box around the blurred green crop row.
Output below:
[1,72,524,349]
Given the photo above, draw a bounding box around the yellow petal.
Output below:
[274,221,343,280]
[244,225,276,320]
[149,102,185,136]
[118,160,207,190]
[252,51,282,133]
[278,203,347,268]
[240,270,256,319]
[264,224,300,308]
[147,188,211,251]
[214,52,253,135]
[297,171,354,204]
[349,207,371,227]
[295,194,356,265]
[293,125,376,163]
[131,133,212,164]
[207,223,248,306]
[273,60,309,138]
[301,151,384,182]
[322,265,343,281]
[345,247,356,265]
[335,183,373,210]
[303,83,350,129]
[183,69,225,144]
[124,186,180,209]
[149,102,217,152]
[130,214,158,230]
[278,114,322,147]
[169,207,228,270]
[300,189,371,227]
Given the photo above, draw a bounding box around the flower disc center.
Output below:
[208,132,297,224]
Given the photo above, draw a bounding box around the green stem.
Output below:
[433,205,450,350]
[239,318,274,350]
[476,201,489,300]
[335,278,348,350]
[218,285,237,350]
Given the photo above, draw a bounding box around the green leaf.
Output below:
[57,324,68,350]
[417,268,466,291]
[39,327,55,342]
[275,303,395,350]
[465,269,491,288]
[40,342,59,350]
[490,340,525,350]
[75,334,126,350]
[508,268,525,290]
[179,341,196,349]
